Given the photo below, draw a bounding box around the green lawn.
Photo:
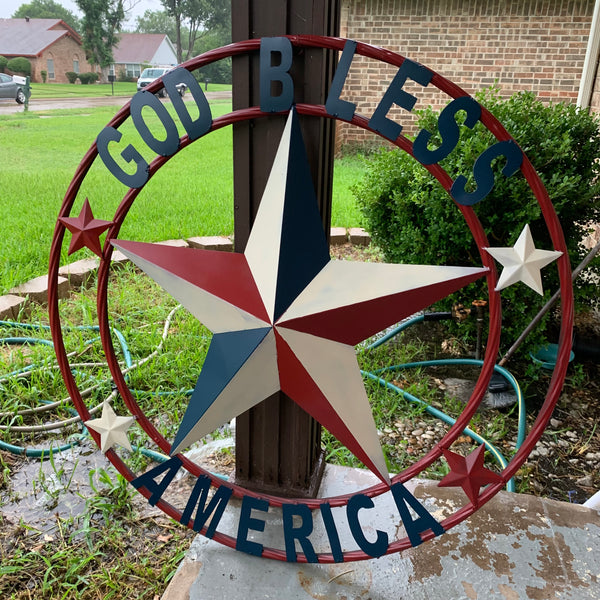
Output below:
[0,100,365,293]
[29,82,232,98]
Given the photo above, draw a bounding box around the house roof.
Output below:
[0,18,81,57]
[113,33,176,64]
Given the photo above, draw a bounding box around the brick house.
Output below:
[0,18,84,84]
[337,0,600,147]
[111,33,178,80]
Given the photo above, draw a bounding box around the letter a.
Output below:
[131,456,183,506]
[391,482,445,547]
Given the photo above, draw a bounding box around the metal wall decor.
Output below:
[49,36,573,562]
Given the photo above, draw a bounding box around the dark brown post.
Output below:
[232,0,341,497]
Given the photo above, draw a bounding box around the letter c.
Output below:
[346,494,388,557]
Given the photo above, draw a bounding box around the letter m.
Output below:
[180,475,233,538]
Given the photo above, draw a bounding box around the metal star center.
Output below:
[113,109,488,484]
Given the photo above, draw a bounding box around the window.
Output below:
[47,59,55,79]
[73,59,79,74]
[126,64,141,78]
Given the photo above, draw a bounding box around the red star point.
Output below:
[59,198,112,257]
[438,444,504,506]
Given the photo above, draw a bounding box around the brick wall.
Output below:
[32,35,84,84]
[338,0,594,148]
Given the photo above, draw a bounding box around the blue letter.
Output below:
[131,456,182,506]
[391,482,445,547]
[347,494,388,558]
[236,495,269,557]
[451,140,523,206]
[180,475,232,538]
[130,90,180,157]
[413,96,481,165]
[320,503,343,563]
[260,37,294,112]
[97,126,149,188]
[368,59,433,141]
[163,67,212,140]
[325,40,357,121]
[282,503,318,562]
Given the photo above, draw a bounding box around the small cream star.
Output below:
[484,224,562,295]
[85,401,135,453]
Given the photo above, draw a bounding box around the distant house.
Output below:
[111,33,178,80]
[0,18,83,83]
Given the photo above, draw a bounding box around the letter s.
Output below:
[451,140,523,206]
[413,96,481,165]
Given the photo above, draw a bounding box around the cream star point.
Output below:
[484,224,562,295]
[85,401,135,453]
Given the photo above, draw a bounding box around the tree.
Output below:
[75,0,125,70]
[12,0,81,32]
[160,0,231,63]
[135,9,179,44]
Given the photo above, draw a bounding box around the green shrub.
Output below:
[355,88,600,356]
[77,72,98,84]
[41,70,47,83]
[0,56,8,73]
[65,71,78,84]
[6,56,31,76]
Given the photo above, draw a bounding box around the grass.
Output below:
[29,81,232,99]
[0,465,195,599]
[0,100,365,293]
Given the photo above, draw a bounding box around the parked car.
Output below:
[0,73,27,104]
[136,66,186,98]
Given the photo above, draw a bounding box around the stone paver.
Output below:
[348,227,371,246]
[0,294,29,320]
[187,236,233,251]
[9,275,69,305]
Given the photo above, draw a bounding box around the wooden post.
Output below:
[232,0,341,497]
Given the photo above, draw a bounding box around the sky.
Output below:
[0,0,165,28]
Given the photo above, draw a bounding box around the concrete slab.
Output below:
[162,464,600,600]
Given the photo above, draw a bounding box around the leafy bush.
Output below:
[41,70,47,83]
[6,57,31,76]
[355,88,600,355]
[65,71,78,84]
[78,72,98,84]
[0,56,7,73]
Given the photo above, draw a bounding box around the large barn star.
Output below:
[113,110,488,484]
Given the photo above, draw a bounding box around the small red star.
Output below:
[59,198,112,257]
[438,444,504,506]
